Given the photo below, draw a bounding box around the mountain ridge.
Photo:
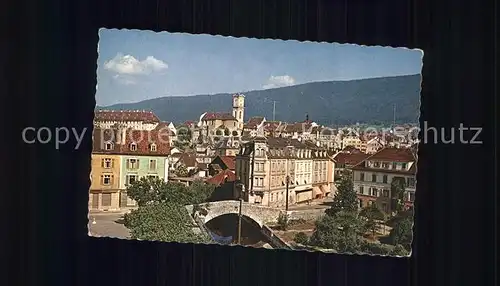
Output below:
[97,74,422,126]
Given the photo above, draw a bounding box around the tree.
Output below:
[277,212,289,230]
[123,177,215,244]
[389,244,410,256]
[232,130,239,136]
[293,232,309,245]
[390,177,407,214]
[325,173,358,217]
[224,128,230,136]
[359,203,386,238]
[174,164,189,177]
[215,129,223,136]
[126,177,214,207]
[309,211,365,253]
[123,202,209,243]
[177,126,192,143]
[388,216,413,251]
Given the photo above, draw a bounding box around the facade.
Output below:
[342,135,365,152]
[94,110,160,130]
[90,123,170,211]
[235,134,333,208]
[365,137,385,154]
[196,93,245,139]
[89,154,122,211]
[350,147,417,213]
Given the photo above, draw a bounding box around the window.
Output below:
[359,199,363,208]
[271,193,274,202]
[259,178,264,186]
[102,158,113,169]
[360,173,365,181]
[359,186,364,194]
[126,174,138,185]
[402,163,407,169]
[127,159,139,169]
[382,162,389,168]
[409,192,416,202]
[373,161,380,167]
[382,189,390,197]
[102,174,112,185]
[130,143,137,151]
[147,174,158,179]
[383,175,388,183]
[149,144,157,152]
[372,174,377,182]
[104,142,113,150]
[149,159,157,170]
[382,202,388,213]
[392,162,397,169]
[101,193,112,207]
[370,188,378,197]
[407,177,416,187]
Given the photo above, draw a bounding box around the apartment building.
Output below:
[235,135,334,208]
[350,147,417,213]
[90,125,170,211]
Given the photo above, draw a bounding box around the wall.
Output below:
[120,155,168,189]
[90,154,122,190]
[288,208,326,221]
[193,200,282,227]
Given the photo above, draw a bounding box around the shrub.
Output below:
[293,232,309,245]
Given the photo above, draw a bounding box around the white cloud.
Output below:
[112,74,137,85]
[262,75,296,89]
[103,53,168,75]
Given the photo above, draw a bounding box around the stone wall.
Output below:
[187,200,282,227]
[288,209,326,222]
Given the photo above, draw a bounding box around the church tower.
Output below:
[232,93,245,130]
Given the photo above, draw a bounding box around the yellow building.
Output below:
[89,154,122,211]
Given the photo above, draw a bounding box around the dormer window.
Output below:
[104,142,114,150]
[130,142,137,151]
[149,143,157,152]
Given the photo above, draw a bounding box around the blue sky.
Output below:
[96,29,423,106]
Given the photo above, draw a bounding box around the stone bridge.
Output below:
[185,200,282,228]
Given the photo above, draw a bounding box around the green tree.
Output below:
[309,212,365,253]
[224,128,230,136]
[388,216,413,250]
[124,177,215,243]
[177,126,192,143]
[325,173,358,217]
[359,203,386,238]
[215,129,223,136]
[126,177,214,207]
[390,177,406,214]
[174,164,189,177]
[277,212,289,230]
[389,244,410,256]
[123,202,209,243]
[293,232,309,245]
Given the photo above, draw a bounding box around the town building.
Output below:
[212,137,240,156]
[90,124,170,211]
[235,132,334,208]
[196,94,245,140]
[364,137,385,154]
[332,147,370,180]
[94,110,160,130]
[208,155,236,176]
[350,147,417,213]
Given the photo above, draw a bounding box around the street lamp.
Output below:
[235,180,244,244]
[285,175,290,212]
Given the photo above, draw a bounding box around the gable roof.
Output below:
[244,117,265,129]
[201,112,236,121]
[94,110,160,123]
[365,147,415,162]
[334,152,370,166]
[211,155,236,170]
[205,169,237,186]
[92,127,170,156]
[175,152,198,168]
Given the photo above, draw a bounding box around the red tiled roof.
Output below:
[92,127,170,156]
[201,112,236,121]
[334,152,370,166]
[365,147,415,162]
[263,121,281,132]
[244,117,265,129]
[206,169,237,186]
[175,152,198,168]
[94,110,160,123]
[219,156,236,170]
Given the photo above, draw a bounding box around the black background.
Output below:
[4,0,497,285]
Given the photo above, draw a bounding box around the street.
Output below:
[88,212,131,239]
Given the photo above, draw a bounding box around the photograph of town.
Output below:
[89,28,423,256]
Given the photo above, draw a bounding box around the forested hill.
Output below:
[97,74,421,126]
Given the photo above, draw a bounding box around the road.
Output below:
[88,212,131,239]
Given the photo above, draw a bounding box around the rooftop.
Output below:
[94,110,160,123]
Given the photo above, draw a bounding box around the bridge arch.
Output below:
[188,200,282,228]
